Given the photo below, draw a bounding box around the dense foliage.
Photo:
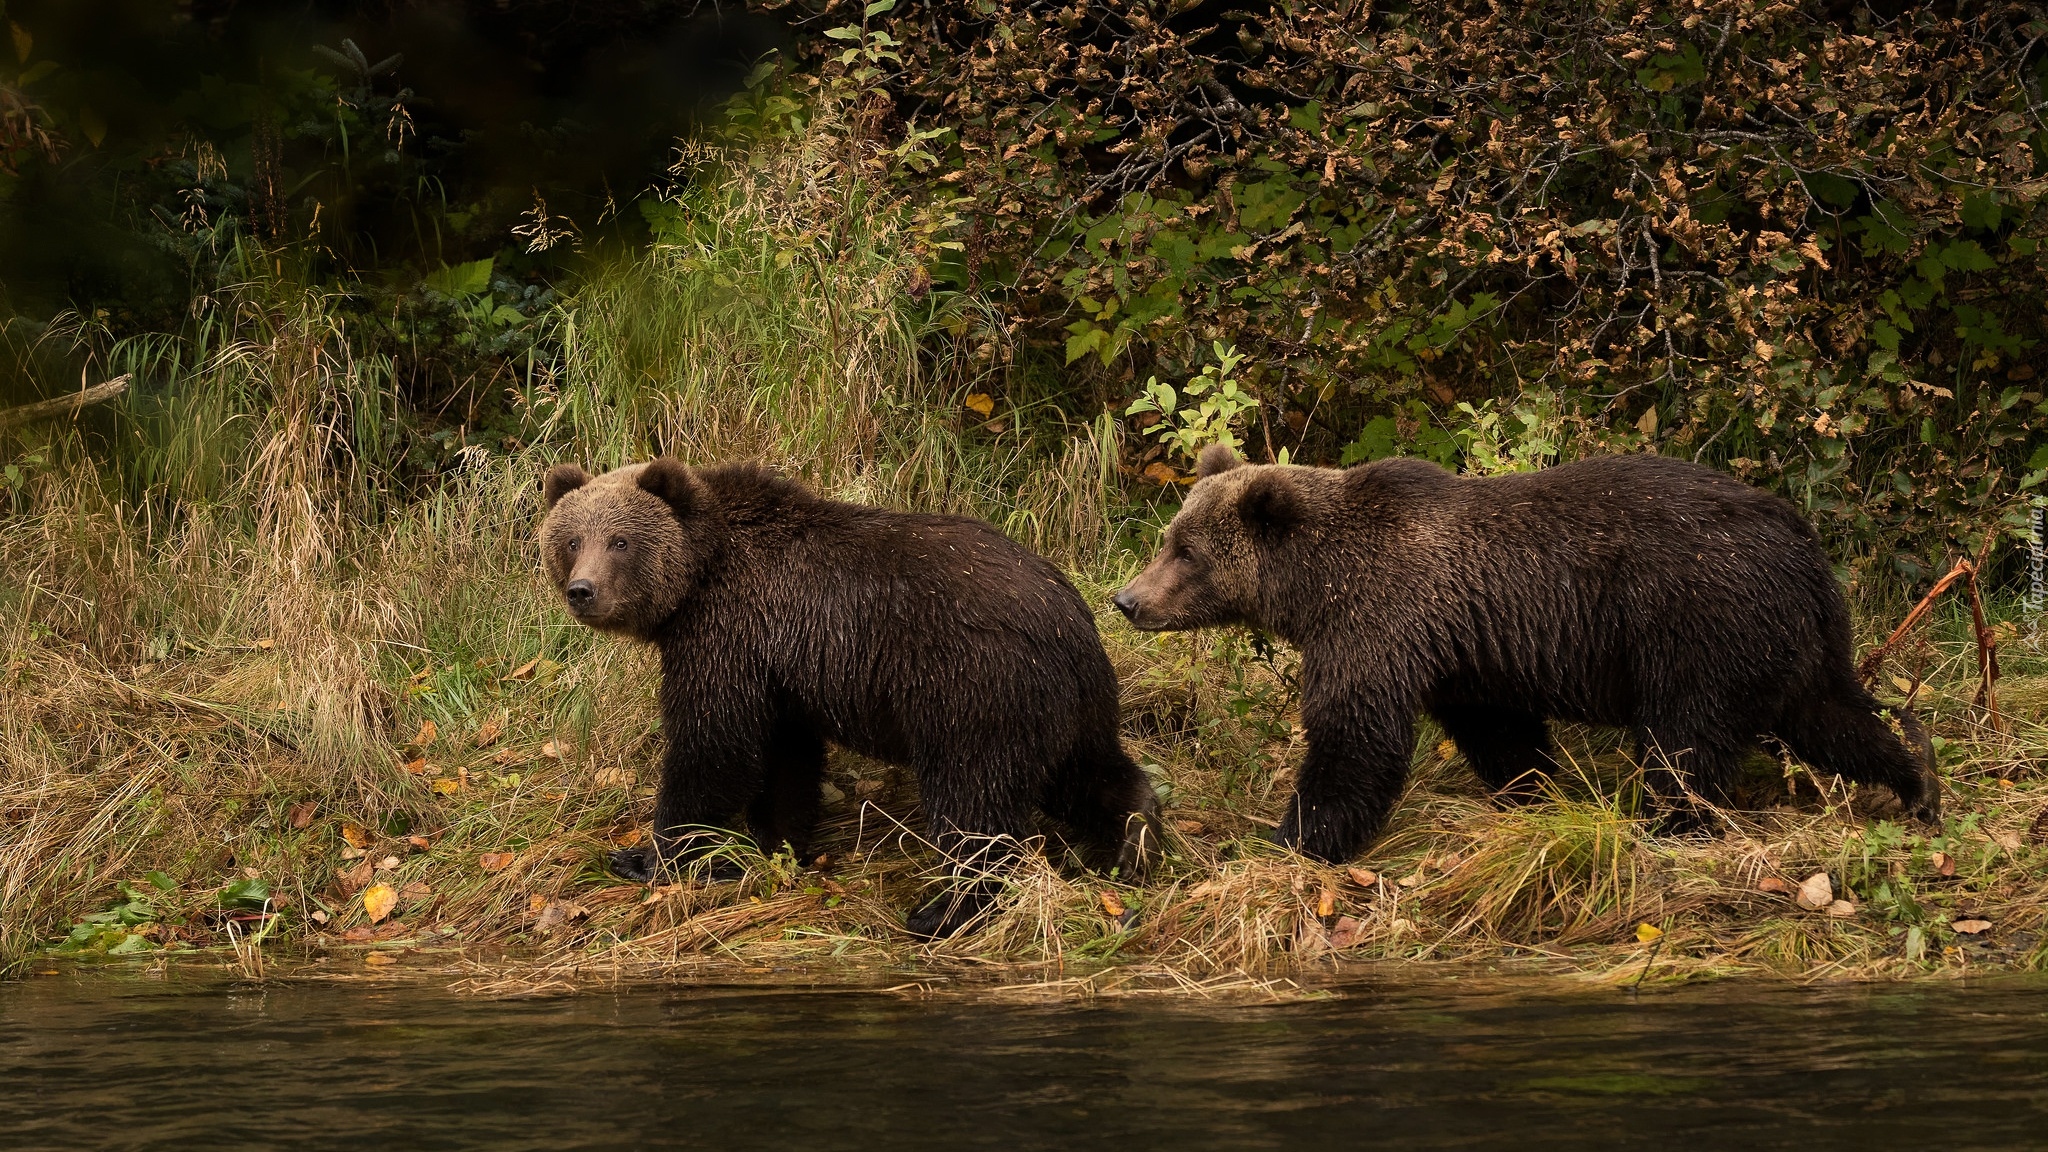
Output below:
[815,0,2048,585]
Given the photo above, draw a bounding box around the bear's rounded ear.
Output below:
[541,464,590,509]
[637,457,703,519]
[1239,470,1304,539]
[1196,443,1245,479]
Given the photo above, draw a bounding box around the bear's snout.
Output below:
[1110,588,1141,621]
[565,579,597,612]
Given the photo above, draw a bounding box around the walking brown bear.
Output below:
[1112,445,1939,863]
[539,458,1159,938]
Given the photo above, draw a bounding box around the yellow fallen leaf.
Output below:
[1099,890,1127,918]
[254,638,275,651]
[363,883,397,923]
[964,392,995,417]
[503,657,541,682]
[1141,461,1181,486]
[1436,739,1458,761]
[429,778,460,795]
[409,719,438,747]
[1953,919,1992,935]
[478,851,515,872]
[1891,675,1915,695]
[1636,922,1664,943]
[340,823,368,849]
[1317,886,1337,919]
[363,952,398,966]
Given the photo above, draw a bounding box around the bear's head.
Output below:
[1112,444,1306,632]
[538,458,716,639]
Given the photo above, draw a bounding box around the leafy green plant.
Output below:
[1124,343,1264,465]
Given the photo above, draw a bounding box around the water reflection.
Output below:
[2,974,2044,1149]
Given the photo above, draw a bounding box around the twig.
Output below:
[1857,534,2004,734]
[0,376,131,431]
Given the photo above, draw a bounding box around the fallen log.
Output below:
[0,375,130,431]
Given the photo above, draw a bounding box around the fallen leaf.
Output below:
[478,851,515,872]
[1932,851,1956,878]
[375,855,400,872]
[363,952,398,966]
[964,392,995,417]
[611,828,646,848]
[541,740,562,760]
[409,719,438,747]
[1100,890,1128,918]
[473,715,503,748]
[340,846,366,861]
[287,802,316,830]
[1141,461,1181,486]
[1991,830,2022,852]
[399,881,432,901]
[1795,871,1834,911]
[1328,915,1369,949]
[402,757,429,775]
[1890,675,1914,695]
[1172,819,1206,835]
[1397,873,1423,888]
[533,900,588,934]
[343,925,374,943]
[1952,919,1992,935]
[1636,922,1664,943]
[429,778,460,795]
[310,909,329,924]
[493,749,527,767]
[1346,866,1380,888]
[503,657,540,681]
[1757,876,1793,895]
[340,823,368,849]
[255,638,275,651]
[1436,739,1457,761]
[407,835,430,850]
[363,883,397,923]
[1827,899,1857,917]
[1388,917,1415,935]
[338,858,374,895]
[1317,886,1337,919]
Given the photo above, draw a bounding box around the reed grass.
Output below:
[3,112,2044,991]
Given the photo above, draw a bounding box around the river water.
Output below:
[2,971,2043,1149]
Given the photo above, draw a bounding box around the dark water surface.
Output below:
[2,971,2044,1150]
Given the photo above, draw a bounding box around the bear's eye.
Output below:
[567,537,581,552]
[609,538,629,552]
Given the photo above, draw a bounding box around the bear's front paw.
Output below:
[608,845,657,882]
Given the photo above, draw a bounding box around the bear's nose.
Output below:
[565,579,595,608]
[1111,589,1140,620]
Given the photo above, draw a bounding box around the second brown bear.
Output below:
[1114,445,1939,862]
[539,458,1158,938]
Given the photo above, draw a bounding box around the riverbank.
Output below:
[4,112,2044,991]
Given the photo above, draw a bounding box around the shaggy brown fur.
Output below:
[541,459,1158,937]
[1113,445,1939,863]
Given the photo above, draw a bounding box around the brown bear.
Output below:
[539,458,1158,937]
[1112,445,1939,862]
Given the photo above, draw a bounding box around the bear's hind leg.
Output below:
[1771,684,1940,825]
[746,714,827,861]
[905,760,1040,940]
[1041,734,1161,882]
[1634,724,1746,835]
[1433,704,1556,805]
